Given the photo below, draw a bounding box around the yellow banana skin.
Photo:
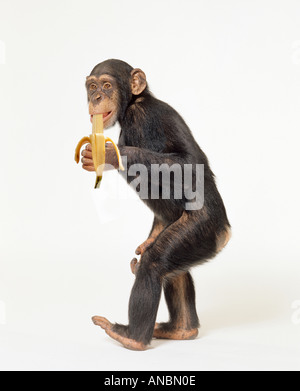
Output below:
[75,114,125,189]
[74,136,91,164]
[105,137,125,172]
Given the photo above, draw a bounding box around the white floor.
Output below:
[0,257,299,371]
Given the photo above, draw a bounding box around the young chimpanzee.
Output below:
[81,59,231,350]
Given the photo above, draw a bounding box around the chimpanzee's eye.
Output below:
[89,84,97,91]
[103,82,112,90]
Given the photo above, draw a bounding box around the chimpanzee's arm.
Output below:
[119,146,189,167]
[118,146,200,208]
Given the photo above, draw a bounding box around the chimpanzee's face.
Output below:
[86,74,119,129]
[86,60,147,129]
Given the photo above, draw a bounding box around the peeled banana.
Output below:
[75,114,125,188]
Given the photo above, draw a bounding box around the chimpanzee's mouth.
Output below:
[90,111,112,124]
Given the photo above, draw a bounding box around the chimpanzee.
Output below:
[81,59,231,350]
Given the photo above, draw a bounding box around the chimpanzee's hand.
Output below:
[105,143,119,169]
[81,144,119,171]
[81,144,94,171]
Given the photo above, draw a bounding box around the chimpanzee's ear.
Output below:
[130,69,147,95]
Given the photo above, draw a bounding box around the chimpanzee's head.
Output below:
[86,59,147,129]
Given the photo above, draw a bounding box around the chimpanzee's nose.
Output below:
[94,93,102,103]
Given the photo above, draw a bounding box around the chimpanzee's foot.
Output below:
[153,322,199,340]
[131,238,156,275]
[92,316,147,351]
[135,238,155,256]
[130,258,140,275]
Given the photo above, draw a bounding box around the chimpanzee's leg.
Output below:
[92,211,217,350]
[153,272,200,340]
[92,257,162,351]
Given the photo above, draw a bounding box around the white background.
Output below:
[0,0,300,371]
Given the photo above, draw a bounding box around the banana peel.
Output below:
[75,114,125,188]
